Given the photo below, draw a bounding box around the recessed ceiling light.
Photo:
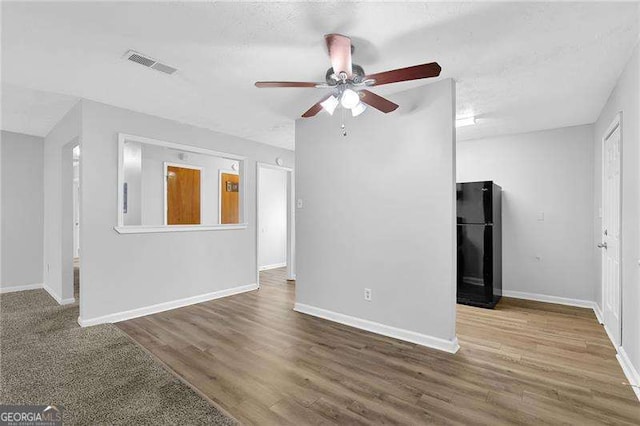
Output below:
[456,116,476,128]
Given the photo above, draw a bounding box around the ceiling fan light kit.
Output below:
[340,89,360,109]
[320,95,339,115]
[255,33,441,134]
[351,102,367,117]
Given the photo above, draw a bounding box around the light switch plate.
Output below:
[296,199,304,209]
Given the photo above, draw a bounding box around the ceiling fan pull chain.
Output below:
[341,106,347,137]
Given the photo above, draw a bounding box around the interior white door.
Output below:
[601,122,621,346]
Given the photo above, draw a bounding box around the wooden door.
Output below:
[167,165,201,225]
[221,173,240,224]
[601,121,621,346]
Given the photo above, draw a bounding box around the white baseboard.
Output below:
[602,322,620,351]
[78,283,258,327]
[43,284,75,305]
[259,262,287,271]
[503,290,606,329]
[0,283,43,294]
[504,291,640,402]
[0,283,75,305]
[502,290,595,309]
[294,303,460,354]
[617,347,640,401]
[593,303,604,324]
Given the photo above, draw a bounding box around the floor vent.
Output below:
[124,50,178,75]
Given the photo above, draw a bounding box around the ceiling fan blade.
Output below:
[366,62,441,86]
[255,81,320,88]
[359,90,399,113]
[325,34,352,78]
[301,95,332,118]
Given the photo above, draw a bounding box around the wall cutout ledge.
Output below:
[114,224,247,234]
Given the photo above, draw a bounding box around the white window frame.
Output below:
[115,133,247,234]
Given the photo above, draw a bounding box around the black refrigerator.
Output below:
[456,181,502,309]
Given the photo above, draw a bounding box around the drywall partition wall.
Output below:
[43,102,81,304]
[457,125,596,303]
[258,166,287,270]
[0,131,44,289]
[295,79,458,352]
[593,42,640,380]
[78,100,294,324]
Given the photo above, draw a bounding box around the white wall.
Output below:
[295,79,458,351]
[79,100,294,323]
[0,131,44,288]
[258,166,287,270]
[593,41,640,376]
[43,102,81,303]
[457,125,596,302]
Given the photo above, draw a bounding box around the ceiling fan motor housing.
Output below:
[326,64,366,85]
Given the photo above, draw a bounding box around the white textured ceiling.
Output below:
[1,84,78,137]
[1,2,638,149]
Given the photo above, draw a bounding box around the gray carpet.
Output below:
[0,289,236,425]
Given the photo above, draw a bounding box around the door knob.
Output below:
[597,242,608,249]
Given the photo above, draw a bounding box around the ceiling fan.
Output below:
[255,34,441,119]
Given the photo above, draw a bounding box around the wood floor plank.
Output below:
[117,269,640,424]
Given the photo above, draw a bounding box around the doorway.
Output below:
[256,162,294,286]
[600,113,622,347]
[60,139,79,305]
[73,145,80,300]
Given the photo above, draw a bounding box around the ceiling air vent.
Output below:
[124,50,178,75]
[151,62,178,75]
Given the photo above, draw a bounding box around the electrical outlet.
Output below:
[364,288,372,301]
